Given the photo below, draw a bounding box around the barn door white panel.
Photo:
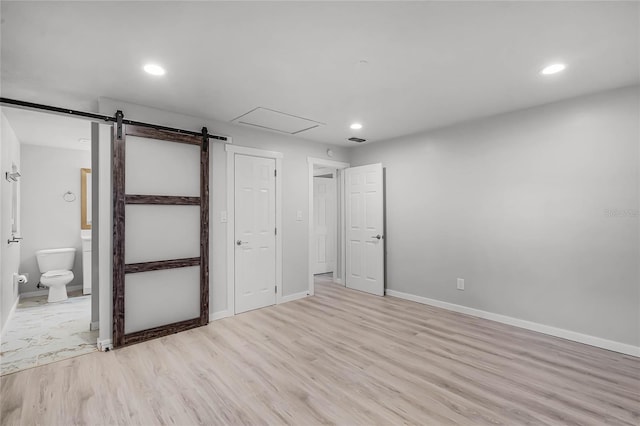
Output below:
[124,267,200,334]
[313,177,335,274]
[126,136,200,196]
[345,163,384,296]
[122,136,203,335]
[234,154,276,314]
[124,205,200,264]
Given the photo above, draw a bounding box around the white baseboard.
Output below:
[210,310,232,321]
[19,284,83,299]
[90,321,100,331]
[97,338,113,352]
[0,296,20,337]
[386,289,640,358]
[334,278,344,285]
[209,293,309,322]
[280,291,309,304]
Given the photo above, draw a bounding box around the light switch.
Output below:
[220,211,228,223]
[296,210,303,221]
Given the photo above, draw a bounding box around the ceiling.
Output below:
[1,107,91,151]
[1,1,638,146]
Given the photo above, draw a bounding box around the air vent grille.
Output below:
[348,137,366,143]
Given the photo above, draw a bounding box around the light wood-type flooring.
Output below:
[1,279,639,425]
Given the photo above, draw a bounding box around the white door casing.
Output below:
[234,154,277,314]
[345,163,384,296]
[313,176,336,274]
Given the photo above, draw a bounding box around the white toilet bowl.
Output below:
[40,270,74,302]
[36,248,76,303]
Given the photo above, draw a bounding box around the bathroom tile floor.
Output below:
[0,291,97,376]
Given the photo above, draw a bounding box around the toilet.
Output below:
[36,248,76,303]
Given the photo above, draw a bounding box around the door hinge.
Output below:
[275,285,277,294]
[274,169,277,177]
[275,227,277,235]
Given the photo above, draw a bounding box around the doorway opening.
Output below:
[0,107,99,375]
[307,157,350,296]
[312,166,339,293]
[308,158,386,298]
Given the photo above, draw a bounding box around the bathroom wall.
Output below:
[19,144,91,294]
[0,110,22,333]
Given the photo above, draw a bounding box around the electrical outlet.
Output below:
[457,278,465,290]
[220,211,227,223]
[296,210,303,221]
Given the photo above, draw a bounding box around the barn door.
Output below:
[112,113,209,347]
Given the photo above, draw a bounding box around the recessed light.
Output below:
[143,63,166,76]
[350,123,363,130]
[541,63,566,75]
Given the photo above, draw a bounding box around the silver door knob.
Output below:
[236,240,247,246]
[372,234,382,240]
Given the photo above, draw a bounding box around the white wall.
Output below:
[19,144,91,294]
[98,99,349,320]
[349,86,639,348]
[0,111,22,332]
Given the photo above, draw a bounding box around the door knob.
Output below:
[372,234,382,240]
[236,240,248,246]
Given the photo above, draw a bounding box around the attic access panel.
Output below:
[231,107,324,135]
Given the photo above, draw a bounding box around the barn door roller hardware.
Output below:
[0,97,232,143]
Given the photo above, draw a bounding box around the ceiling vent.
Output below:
[231,107,324,135]
[348,137,367,143]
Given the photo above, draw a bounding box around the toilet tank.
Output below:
[36,248,76,272]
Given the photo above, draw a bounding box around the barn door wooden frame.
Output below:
[112,110,210,347]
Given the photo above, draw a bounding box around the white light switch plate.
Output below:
[457,278,464,290]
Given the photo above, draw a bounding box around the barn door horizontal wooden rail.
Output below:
[125,195,200,205]
[124,257,201,274]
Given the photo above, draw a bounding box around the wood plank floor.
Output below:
[1,280,639,425]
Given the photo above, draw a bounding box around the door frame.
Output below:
[307,157,350,296]
[226,145,283,314]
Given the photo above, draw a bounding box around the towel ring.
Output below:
[63,191,76,202]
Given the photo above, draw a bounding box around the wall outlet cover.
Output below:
[457,278,465,290]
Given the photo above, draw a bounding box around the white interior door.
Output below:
[313,176,335,274]
[234,154,276,314]
[345,163,384,296]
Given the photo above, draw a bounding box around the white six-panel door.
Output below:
[345,163,384,296]
[234,154,277,314]
[313,177,336,274]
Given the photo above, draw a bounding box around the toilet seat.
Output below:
[42,270,73,279]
